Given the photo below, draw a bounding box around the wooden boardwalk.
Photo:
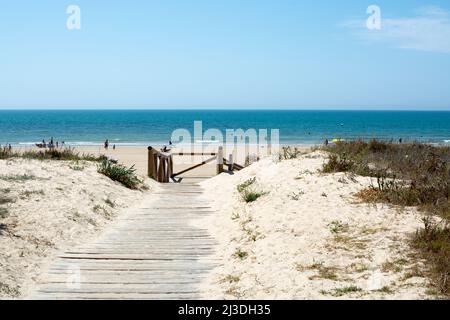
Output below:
[31,183,217,300]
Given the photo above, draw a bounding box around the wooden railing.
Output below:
[147,147,174,183]
[148,146,243,183]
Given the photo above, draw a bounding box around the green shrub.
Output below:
[97,159,142,189]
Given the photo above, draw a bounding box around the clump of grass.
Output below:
[237,178,256,193]
[233,248,248,260]
[242,191,267,203]
[97,159,142,189]
[220,275,240,284]
[0,174,36,182]
[328,220,349,234]
[0,195,15,205]
[20,190,44,198]
[0,207,9,219]
[307,262,340,281]
[104,198,115,208]
[236,177,268,203]
[332,285,362,296]
[69,161,85,171]
[279,146,304,160]
[289,191,305,200]
[376,286,394,294]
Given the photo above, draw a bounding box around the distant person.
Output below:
[104,139,109,150]
[399,138,402,144]
[113,144,116,150]
[169,140,172,146]
[56,141,59,148]
[324,139,329,146]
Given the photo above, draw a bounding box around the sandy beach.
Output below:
[10,144,310,179]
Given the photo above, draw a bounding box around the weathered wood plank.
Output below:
[30,182,216,300]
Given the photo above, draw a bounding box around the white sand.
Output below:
[0,158,155,299]
[196,151,431,299]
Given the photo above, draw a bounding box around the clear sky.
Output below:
[1,0,450,109]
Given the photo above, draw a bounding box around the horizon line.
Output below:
[0,108,450,112]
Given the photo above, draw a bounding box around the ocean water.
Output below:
[0,110,449,146]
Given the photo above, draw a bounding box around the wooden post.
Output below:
[245,143,250,166]
[228,154,234,171]
[148,147,157,180]
[216,146,224,174]
[168,155,174,179]
[158,155,164,182]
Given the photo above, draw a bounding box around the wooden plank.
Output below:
[30,182,217,300]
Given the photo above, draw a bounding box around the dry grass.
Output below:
[323,140,450,296]
[1,147,106,162]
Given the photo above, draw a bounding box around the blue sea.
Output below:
[0,110,449,146]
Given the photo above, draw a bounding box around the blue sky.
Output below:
[0,0,450,109]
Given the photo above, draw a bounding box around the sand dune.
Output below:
[197,151,430,299]
[0,158,155,299]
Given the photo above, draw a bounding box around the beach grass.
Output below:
[97,159,142,189]
[322,140,450,296]
[1,147,106,162]
[237,177,268,203]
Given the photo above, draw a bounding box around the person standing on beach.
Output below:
[104,139,109,150]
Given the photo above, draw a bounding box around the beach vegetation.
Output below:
[220,275,240,284]
[0,207,9,219]
[21,148,107,162]
[242,190,267,203]
[0,174,36,182]
[328,220,349,234]
[237,178,256,193]
[376,286,394,294]
[97,159,142,189]
[104,198,115,208]
[279,146,304,160]
[233,248,248,260]
[1,147,107,162]
[69,161,85,171]
[323,140,450,296]
[20,190,44,198]
[332,285,362,296]
[237,177,268,203]
[308,263,340,281]
[289,190,304,200]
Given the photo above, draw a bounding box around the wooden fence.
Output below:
[147,146,243,183]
